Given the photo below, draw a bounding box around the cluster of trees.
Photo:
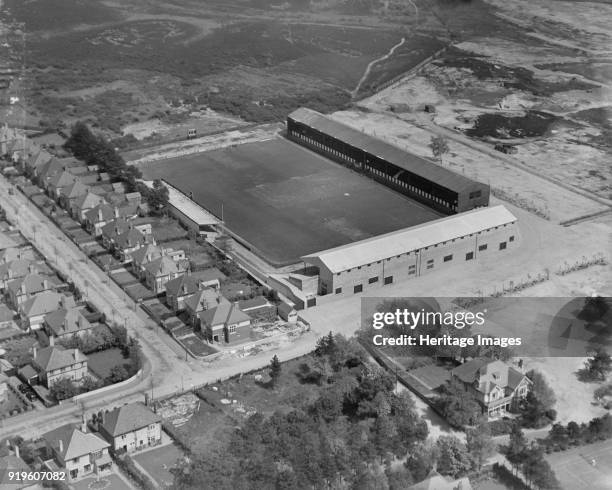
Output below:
[542,413,612,451]
[504,424,560,489]
[175,335,501,489]
[57,324,129,355]
[580,348,612,382]
[63,122,169,214]
[175,335,431,489]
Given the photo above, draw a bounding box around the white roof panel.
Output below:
[302,205,516,273]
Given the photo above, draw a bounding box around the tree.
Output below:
[584,348,612,381]
[429,135,449,165]
[436,378,482,427]
[435,435,472,478]
[269,355,281,387]
[147,179,170,215]
[522,370,556,427]
[105,365,129,385]
[49,378,79,401]
[466,421,495,471]
[81,376,102,393]
[504,423,528,472]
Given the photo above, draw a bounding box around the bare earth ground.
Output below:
[354,0,612,201]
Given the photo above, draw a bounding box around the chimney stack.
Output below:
[49,335,55,347]
[58,439,63,454]
[43,279,49,290]
[32,345,37,358]
[81,413,87,433]
[14,444,19,459]
[114,207,119,219]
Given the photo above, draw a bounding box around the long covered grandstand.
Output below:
[287,108,490,214]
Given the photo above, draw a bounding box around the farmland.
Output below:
[139,137,443,265]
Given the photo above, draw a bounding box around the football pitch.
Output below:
[140,138,442,265]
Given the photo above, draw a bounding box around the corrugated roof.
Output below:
[302,205,516,273]
[288,108,481,194]
[101,402,161,437]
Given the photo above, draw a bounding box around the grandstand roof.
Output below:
[302,205,516,274]
[288,108,482,194]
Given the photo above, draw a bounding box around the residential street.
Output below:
[0,173,324,438]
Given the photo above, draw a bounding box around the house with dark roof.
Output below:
[19,292,76,331]
[46,170,77,200]
[0,446,38,489]
[450,359,532,418]
[98,402,162,453]
[184,288,228,327]
[143,255,185,294]
[130,243,163,279]
[199,302,252,344]
[44,307,94,340]
[84,203,139,236]
[0,246,26,264]
[165,274,201,312]
[42,422,111,480]
[6,273,59,309]
[32,340,87,388]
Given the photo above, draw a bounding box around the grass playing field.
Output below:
[546,439,612,490]
[139,137,443,265]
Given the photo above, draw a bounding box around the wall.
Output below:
[316,222,519,299]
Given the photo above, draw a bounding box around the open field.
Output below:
[139,137,443,264]
[546,439,612,490]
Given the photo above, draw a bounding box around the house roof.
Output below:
[165,274,199,297]
[18,364,38,380]
[0,233,18,250]
[115,227,149,249]
[84,203,117,224]
[302,205,517,274]
[61,180,88,199]
[20,291,75,317]
[288,108,483,194]
[7,273,57,296]
[101,402,161,437]
[130,244,162,267]
[35,345,85,372]
[144,255,181,277]
[184,288,226,313]
[199,302,251,328]
[0,247,24,263]
[48,170,76,190]
[0,303,15,322]
[277,302,295,316]
[43,424,109,461]
[101,218,132,239]
[44,308,92,337]
[0,259,39,281]
[452,358,530,395]
[74,191,105,211]
[37,158,65,181]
